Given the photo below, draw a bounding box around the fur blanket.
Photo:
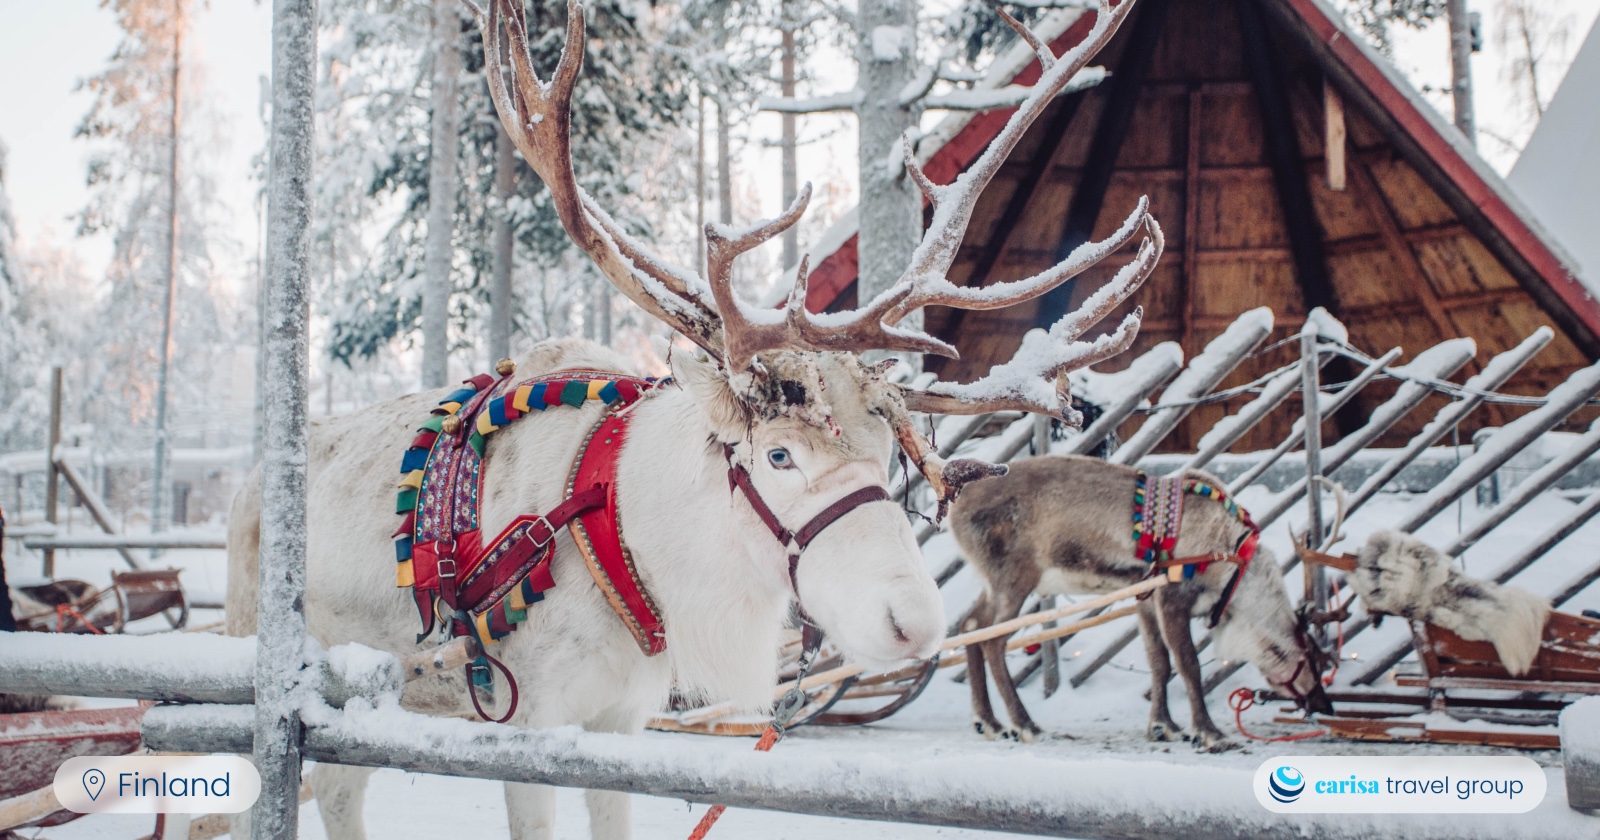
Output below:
[1352,531,1550,676]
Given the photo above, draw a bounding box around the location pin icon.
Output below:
[83,769,105,802]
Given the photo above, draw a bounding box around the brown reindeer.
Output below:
[950,454,1332,751]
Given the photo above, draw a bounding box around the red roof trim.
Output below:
[805,12,1101,312]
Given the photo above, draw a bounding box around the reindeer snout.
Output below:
[886,601,943,659]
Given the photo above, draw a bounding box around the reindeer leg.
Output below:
[981,591,1045,742]
[1156,590,1239,753]
[505,782,558,840]
[311,763,377,840]
[1138,599,1183,742]
[583,705,644,840]
[964,592,1007,739]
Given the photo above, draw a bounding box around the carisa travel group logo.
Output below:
[1254,756,1545,814]
[1268,766,1305,803]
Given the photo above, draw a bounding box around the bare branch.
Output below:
[758,91,865,113]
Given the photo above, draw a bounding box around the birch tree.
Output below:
[423,0,462,388]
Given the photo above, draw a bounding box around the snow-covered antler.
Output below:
[464,0,729,356]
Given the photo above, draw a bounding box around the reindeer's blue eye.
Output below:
[767,448,793,469]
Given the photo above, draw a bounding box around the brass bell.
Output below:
[441,415,462,435]
[495,358,516,377]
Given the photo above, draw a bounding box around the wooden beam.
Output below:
[1324,79,1346,191]
[1035,0,1174,329]
[1180,86,1203,352]
[1345,159,1457,341]
[943,91,1090,340]
[1238,0,1336,313]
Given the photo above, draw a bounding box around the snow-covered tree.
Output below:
[319,0,690,372]
[1336,0,1448,55]
[73,0,242,476]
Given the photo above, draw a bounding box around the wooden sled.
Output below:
[14,569,188,634]
[0,706,145,830]
[1293,549,1600,749]
[654,580,1160,736]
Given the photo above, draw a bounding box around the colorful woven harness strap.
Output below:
[393,367,663,652]
[1131,470,1261,626]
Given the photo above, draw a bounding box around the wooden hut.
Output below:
[799,0,1600,449]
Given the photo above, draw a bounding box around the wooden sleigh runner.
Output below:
[1288,549,1600,749]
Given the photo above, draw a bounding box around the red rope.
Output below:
[57,603,105,635]
[686,725,783,840]
[1228,688,1326,742]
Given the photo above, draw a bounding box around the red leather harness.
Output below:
[395,365,896,720]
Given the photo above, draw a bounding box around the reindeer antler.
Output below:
[710,0,1162,416]
[472,0,1158,430]
[467,0,732,356]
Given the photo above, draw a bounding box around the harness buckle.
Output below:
[528,515,556,548]
[437,558,457,579]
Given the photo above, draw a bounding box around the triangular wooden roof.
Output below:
[802,0,1600,450]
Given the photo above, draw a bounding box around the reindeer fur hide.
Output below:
[1353,530,1549,676]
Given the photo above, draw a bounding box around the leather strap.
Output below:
[795,485,892,549]
[569,404,668,656]
[725,446,793,545]
[455,486,606,609]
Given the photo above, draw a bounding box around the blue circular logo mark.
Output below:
[1270,766,1305,803]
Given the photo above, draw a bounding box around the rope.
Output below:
[57,603,106,635]
[1227,688,1326,743]
[687,629,823,840]
[686,725,782,840]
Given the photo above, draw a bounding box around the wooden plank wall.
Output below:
[924,0,1595,451]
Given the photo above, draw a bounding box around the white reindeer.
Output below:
[226,1,1161,837]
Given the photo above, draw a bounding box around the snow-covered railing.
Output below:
[0,633,479,709]
[132,701,1594,840]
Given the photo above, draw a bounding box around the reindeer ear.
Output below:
[672,350,750,440]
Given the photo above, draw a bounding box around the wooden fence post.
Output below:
[43,366,62,578]
[252,0,317,837]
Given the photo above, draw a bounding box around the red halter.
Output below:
[722,444,892,605]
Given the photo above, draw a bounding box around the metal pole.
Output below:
[152,1,184,545]
[1298,328,1327,642]
[43,366,62,578]
[253,0,316,836]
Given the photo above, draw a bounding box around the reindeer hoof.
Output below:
[973,718,1006,740]
[1195,731,1241,753]
[1003,724,1044,743]
[1147,721,1185,742]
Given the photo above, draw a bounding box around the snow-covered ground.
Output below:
[9,465,1600,839]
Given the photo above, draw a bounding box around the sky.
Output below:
[0,0,1597,289]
